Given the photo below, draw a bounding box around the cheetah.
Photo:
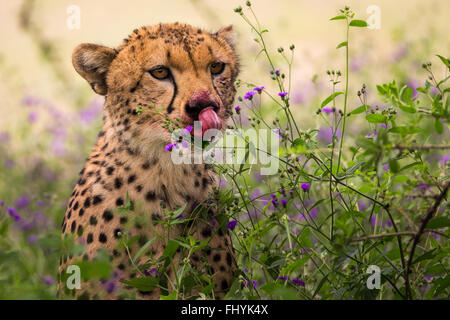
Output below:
[58,23,240,300]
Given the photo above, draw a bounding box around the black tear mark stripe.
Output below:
[183,42,198,77]
[167,74,178,114]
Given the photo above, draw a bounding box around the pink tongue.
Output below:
[198,107,222,135]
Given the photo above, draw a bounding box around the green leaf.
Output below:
[436,54,450,69]
[336,41,347,49]
[133,237,157,262]
[393,175,409,183]
[162,239,180,258]
[281,255,310,275]
[365,114,387,123]
[330,15,346,20]
[412,249,437,265]
[434,118,443,134]
[389,159,400,173]
[121,277,159,292]
[389,126,422,135]
[398,104,417,113]
[320,91,343,108]
[349,19,368,27]
[427,217,450,229]
[350,105,370,115]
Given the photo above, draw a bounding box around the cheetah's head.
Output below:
[72,23,239,154]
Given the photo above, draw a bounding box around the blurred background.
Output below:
[0,0,448,298]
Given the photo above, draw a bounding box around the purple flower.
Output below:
[244,91,255,100]
[281,199,287,208]
[234,106,241,113]
[181,126,193,135]
[407,79,420,98]
[250,188,262,200]
[36,201,44,207]
[103,280,116,294]
[278,92,288,99]
[41,276,55,286]
[144,267,161,278]
[253,86,265,93]
[274,69,280,76]
[317,127,340,145]
[301,183,310,191]
[226,220,237,230]
[79,99,103,124]
[383,164,389,173]
[321,107,334,114]
[0,131,11,143]
[164,143,177,152]
[176,213,183,219]
[28,235,38,244]
[7,208,21,221]
[0,200,5,206]
[441,154,450,166]
[15,196,31,209]
[252,280,258,288]
[417,184,430,191]
[292,278,305,286]
[278,275,289,281]
[379,123,387,129]
[28,111,38,123]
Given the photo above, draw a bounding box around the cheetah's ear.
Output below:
[216,25,237,49]
[72,43,117,95]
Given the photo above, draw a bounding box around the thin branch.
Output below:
[392,145,450,151]
[349,230,449,242]
[405,180,450,299]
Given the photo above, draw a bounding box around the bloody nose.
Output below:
[188,90,219,110]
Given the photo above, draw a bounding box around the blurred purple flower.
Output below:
[28,111,38,123]
[103,280,116,294]
[357,200,369,212]
[79,99,103,124]
[278,92,288,99]
[4,158,14,169]
[0,131,10,143]
[164,143,176,152]
[274,69,280,76]
[392,43,408,61]
[15,196,31,209]
[321,107,334,114]
[430,86,439,95]
[407,79,420,98]
[253,86,265,93]
[278,275,289,281]
[226,220,237,230]
[7,208,21,221]
[441,154,450,166]
[234,105,240,113]
[250,188,263,200]
[292,278,305,286]
[28,235,38,244]
[301,183,310,191]
[0,200,5,206]
[41,276,55,286]
[417,184,430,191]
[244,91,255,100]
[317,127,340,145]
[281,199,287,208]
[350,56,365,72]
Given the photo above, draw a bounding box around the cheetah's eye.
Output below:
[210,62,225,75]
[149,67,169,80]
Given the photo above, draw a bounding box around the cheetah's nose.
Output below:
[188,90,220,111]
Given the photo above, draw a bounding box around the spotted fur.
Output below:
[58,23,239,299]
